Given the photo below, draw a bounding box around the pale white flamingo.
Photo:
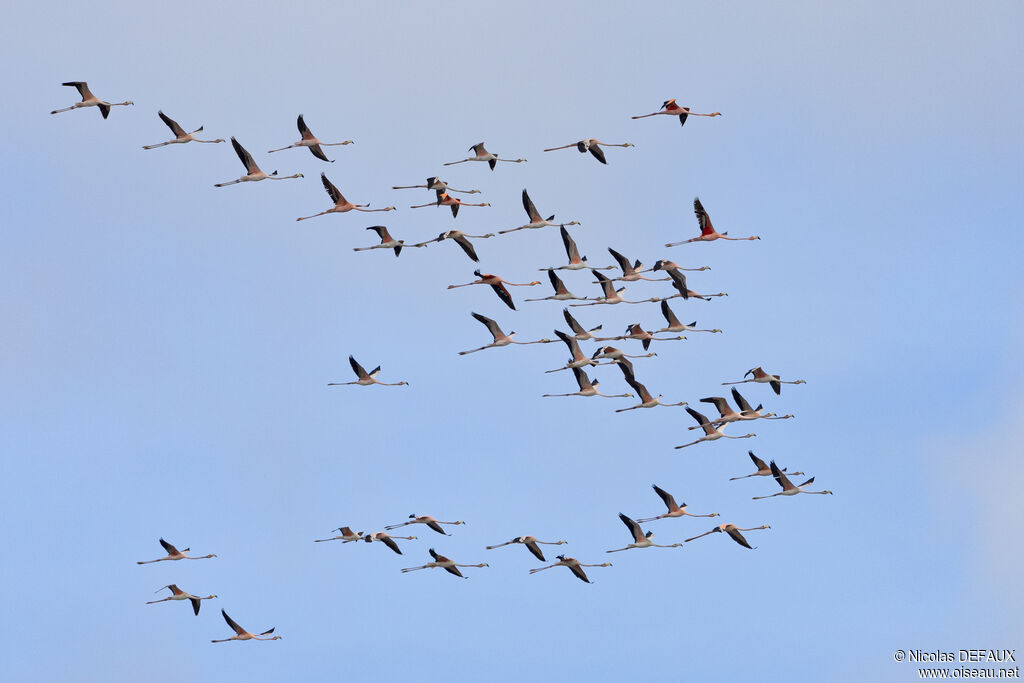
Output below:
[353,225,419,257]
[498,189,580,235]
[313,526,363,543]
[594,323,684,350]
[524,270,593,302]
[447,269,541,311]
[730,451,804,481]
[631,98,721,126]
[635,485,719,522]
[443,142,526,170]
[385,515,465,536]
[545,329,612,374]
[146,585,217,615]
[539,225,614,272]
[529,555,611,583]
[666,198,760,246]
[650,259,711,273]
[459,312,551,355]
[486,536,567,562]
[674,407,755,449]
[328,356,408,387]
[656,300,722,334]
[413,230,494,262]
[137,538,216,564]
[604,248,668,283]
[684,524,770,549]
[142,111,224,149]
[562,308,603,341]
[662,268,728,301]
[50,81,133,118]
[401,548,488,578]
[363,531,417,555]
[296,173,395,219]
[392,176,480,195]
[410,192,490,218]
[606,513,683,553]
[211,610,281,643]
[543,138,634,164]
[729,387,795,422]
[543,366,633,399]
[570,271,661,307]
[615,365,687,413]
[753,461,833,499]
[267,114,352,162]
[215,138,303,187]
[722,367,806,395]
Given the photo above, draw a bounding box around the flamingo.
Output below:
[674,407,755,449]
[722,367,806,395]
[363,531,417,555]
[594,323,684,351]
[327,355,408,387]
[142,111,223,149]
[353,225,419,257]
[211,610,281,643]
[561,308,603,341]
[410,192,490,218]
[412,230,495,262]
[661,267,728,301]
[313,526,364,543]
[147,585,217,615]
[447,270,541,311]
[631,99,721,126]
[604,248,668,283]
[693,396,743,428]
[656,301,722,334]
[385,515,465,536]
[635,485,719,522]
[570,271,660,307]
[214,138,303,187]
[666,198,760,246]
[729,387,794,422]
[296,173,395,219]
[545,329,612,374]
[458,312,551,355]
[443,142,526,170]
[539,225,615,272]
[651,259,711,273]
[392,176,480,195]
[591,345,656,363]
[137,538,216,564]
[50,81,133,118]
[486,536,567,562]
[267,114,353,162]
[753,461,833,499]
[543,366,632,399]
[498,189,580,235]
[401,549,488,578]
[684,524,770,550]
[524,270,593,302]
[615,365,687,412]
[529,555,611,583]
[606,513,683,553]
[543,138,634,164]
[730,451,804,481]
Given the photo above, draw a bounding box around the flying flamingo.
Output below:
[142,111,224,149]
[631,98,721,126]
[661,267,728,301]
[459,312,551,355]
[594,323,684,351]
[542,138,634,164]
[313,526,364,543]
[729,387,795,421]
[385,515,465,536]
[296,173,395,220]
[211,610,281,643]
[570,271,661,307]
[666,198,760,246]
[615,366,687,413]
[651,259,711,273]
[656,300,722,334]
[562,308,604,341]
[545,329,613,374]
[146,585,217,615]
[137,538,216,564]
[753,461,833,499]
[413,230,494,262]
[401,548,488,578]
[214,138,303,188]
[693,396,744,428]
[674,407,755,449]
[542,366,633,399]
[327,355,408,387]
[604,248,668,283]
[591,345,656,363]
[353,225,419,257]
[485,536,568,562]
[447,270,541,311]
[498,189,580,235]
[606,513,683,553]
[529,555,611,583]
[267,114,353,162]
[50,81,133,118]
[443,142,526,170]
[730,451,804,481]
[392,176,480,195]
[524,270,593,302]
[410,192,490,218]
[363,531,417,555]
[722,367,806,395]
[538,225,614,272]
[684,524,770,549]
[635,485,719,523]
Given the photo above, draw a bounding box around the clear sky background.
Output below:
[1,1,1021,681]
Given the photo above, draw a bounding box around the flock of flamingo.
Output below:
[53,82,831,643]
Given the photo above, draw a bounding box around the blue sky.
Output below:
[1,1,1021,681]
